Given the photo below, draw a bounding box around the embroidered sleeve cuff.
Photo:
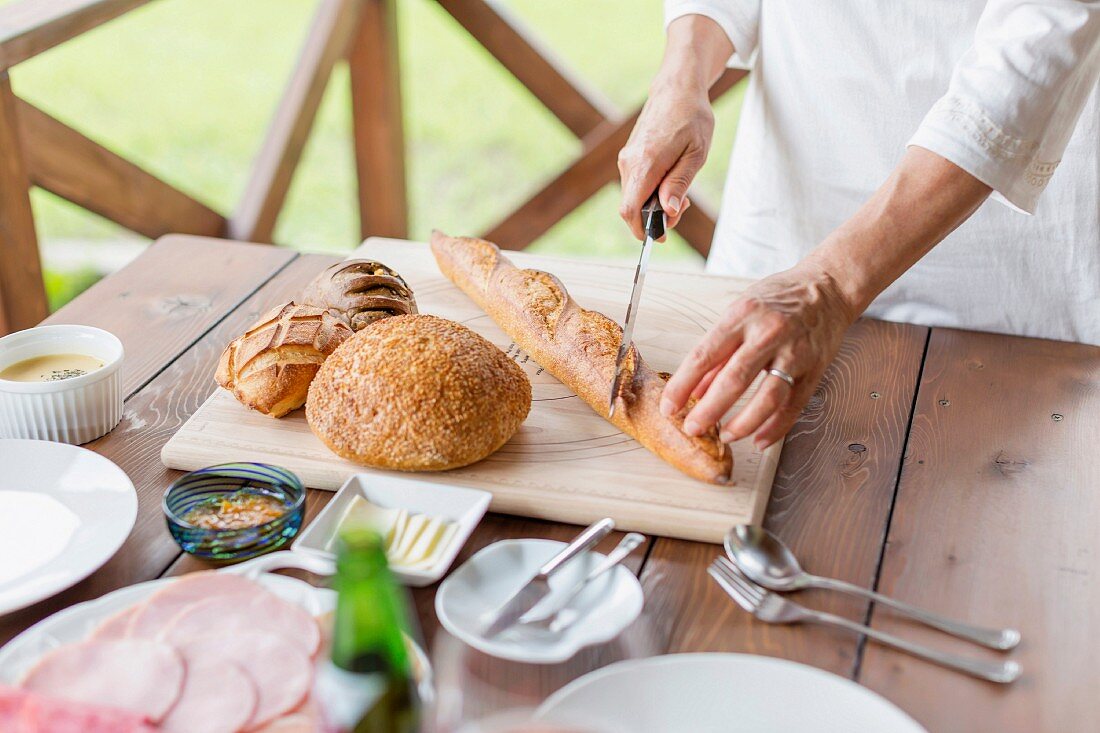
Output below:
[908,95,1059,215]
[664,1,760,69]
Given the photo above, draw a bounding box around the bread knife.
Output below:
[608,190,665,418]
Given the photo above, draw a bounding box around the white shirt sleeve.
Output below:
[908,0,1100,214]
[664,0,761,69]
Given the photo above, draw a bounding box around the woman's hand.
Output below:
[663,147,992,450]
[661,262,858,450]
[617,78,710,238]
[617,15,732,237]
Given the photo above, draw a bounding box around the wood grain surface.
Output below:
[41,235,294,397]
[0,250,336,646]
[163,240,782,543]
[5,238,1097,730]
[639,320,928,675]
[859,329,1100,732]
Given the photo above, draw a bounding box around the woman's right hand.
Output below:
[617,76,712,238]
[617,15,732,238]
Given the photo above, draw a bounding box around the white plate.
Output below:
[293,473,491,587]
[0,551,433,700]
[435,539,644,664]
[537,653,926,733]
[0,439,136,615]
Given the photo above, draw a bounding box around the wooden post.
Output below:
[230,0,359,244]
[0,73,47,333]
[349,0,408,240]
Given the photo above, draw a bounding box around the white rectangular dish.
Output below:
[293,474,491,587]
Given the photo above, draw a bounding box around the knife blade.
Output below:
[481,518,615,638]
[519,532,646,626]
[608,190,665,418]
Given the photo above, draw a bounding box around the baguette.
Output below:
[430,231,731,484]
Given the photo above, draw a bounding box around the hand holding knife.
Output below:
[609,190,666,418]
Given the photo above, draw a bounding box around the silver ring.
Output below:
[765,368,795,388]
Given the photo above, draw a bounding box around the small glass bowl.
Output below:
[163,463,306,561]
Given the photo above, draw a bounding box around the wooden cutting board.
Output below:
[162,238,781,543]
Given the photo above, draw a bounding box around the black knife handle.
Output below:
[642,190,666,240]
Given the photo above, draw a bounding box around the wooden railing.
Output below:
[0,0,743,335]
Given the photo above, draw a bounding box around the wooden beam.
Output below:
[0,0,152,72]
[483,113,629,250]
[229,0,360,244]
[349,0,408,240]
[16,99,226,240]
[675,193,721,257]
[0,73,47,333]
[435,0,618,139]
[484,69,747,253]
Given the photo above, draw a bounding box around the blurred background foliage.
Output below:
[5,0,743,308]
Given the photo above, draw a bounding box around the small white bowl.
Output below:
[435,539,645,664]
[0,325,124,445]
[292,474,491,587]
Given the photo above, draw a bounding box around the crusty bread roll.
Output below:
[216,302,352,418]
[306,314,531,471]
[430,231,731,484]
[300,259,417,331]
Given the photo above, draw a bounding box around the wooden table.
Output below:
[2,235,1097,732]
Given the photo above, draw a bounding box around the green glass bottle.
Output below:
[316,525,421,733]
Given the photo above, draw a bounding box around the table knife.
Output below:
[520,532,646,625]
[609,190,665,418]
[481,517,615,638]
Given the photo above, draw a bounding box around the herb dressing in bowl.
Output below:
[0,353,104,382]
[0,325,123,444]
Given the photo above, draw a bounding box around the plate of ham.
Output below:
[0,551,430,732]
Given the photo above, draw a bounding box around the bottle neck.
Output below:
[330,533,413,680]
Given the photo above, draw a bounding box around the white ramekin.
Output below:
[0,325,124,444]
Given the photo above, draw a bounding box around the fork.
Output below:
[708,557,1021,684]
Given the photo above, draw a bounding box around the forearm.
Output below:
[805,146,993,317]
[656,15,734,95]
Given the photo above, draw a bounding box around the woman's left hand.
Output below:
[661,261,858,450]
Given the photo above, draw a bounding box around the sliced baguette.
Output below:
[430,231,731,484]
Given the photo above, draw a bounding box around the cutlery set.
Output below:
[481,519,645,638]
[710,525,1022,683]
[480,519,1021,684]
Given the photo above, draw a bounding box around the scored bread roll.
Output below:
[300,259,417,331]
[306,314,531,471]
[430,231,732,484]
[216,302,352,418]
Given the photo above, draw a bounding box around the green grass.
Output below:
[43,267,101,311]
[9,0,742,305]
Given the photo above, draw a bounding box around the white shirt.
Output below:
[666,0,1100,345]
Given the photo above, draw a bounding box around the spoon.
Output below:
[724,525,1020,651]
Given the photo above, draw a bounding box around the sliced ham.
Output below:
[251,712,323,733]
[125,572,268,640]
[177,631,313,730]
[159,652,257,733]
[0,684,157,733]
[88,607,136,640]
[21,639,184,723]
[161,592,321,657]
